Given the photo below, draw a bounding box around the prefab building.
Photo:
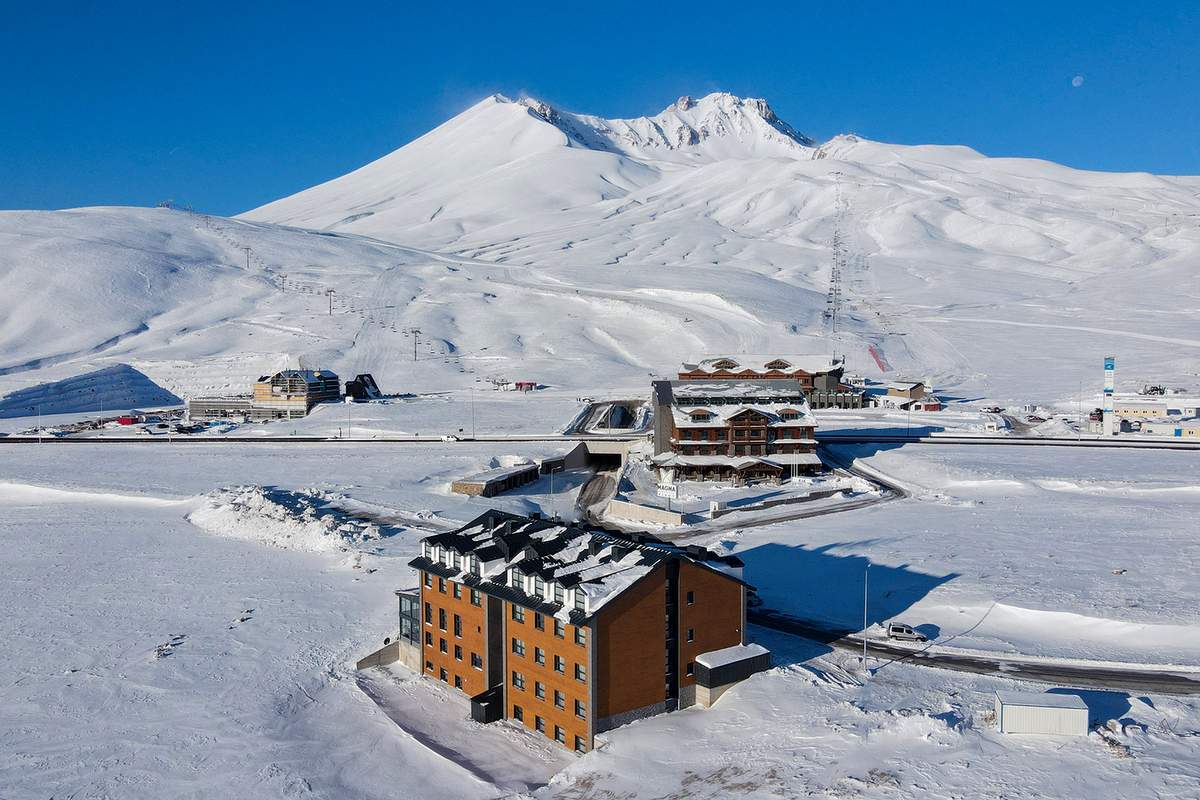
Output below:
[995,691,1089,736]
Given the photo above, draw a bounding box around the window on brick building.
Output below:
[452,583,461,599]
[554,690,565,709]
[686,591,695,605]
[574,627,586,646]
[575,663,586,682]
[554,655,565,674]
[512,671,525,691]
[425,631,432,646]
[535,715,545,733]
[513,704,523,721]
[575,736,587,753]
[453,614,462,638]
[555,726,566,744]
[438,577,446,593]
[454,645,462,661]
[425,660,433,672]
[512,638,526,657]
[687,628,694,642]
[454,675,462,689]
[471,652,482,670]
[686,661,695,677]
[424,603,432,624]
[423,572,432,588]
[535,681,545,700]
[554,619,565,638]
[575,699,586,719]
[439,667,447,682]
[534,646,545,666]
[534,612,544,630]
[511,605,525,624]
[470,588,482,606]
[439,638,447,653]
[438,609,446,630]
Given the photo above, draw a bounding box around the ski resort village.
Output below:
[3,26,1200,798]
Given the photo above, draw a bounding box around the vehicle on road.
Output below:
[886,622,928,642]
[440,434,460,442]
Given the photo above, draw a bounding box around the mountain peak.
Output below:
[513,91,814,162]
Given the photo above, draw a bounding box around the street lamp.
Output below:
[548,465,564,520]
[862,563,870,671]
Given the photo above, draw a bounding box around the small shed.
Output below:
[693,643,771,707]
[995,691,1089,736]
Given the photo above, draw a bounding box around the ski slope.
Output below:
[3,92,1199,413]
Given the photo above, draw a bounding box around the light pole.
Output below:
[862,563,870,670]
[548,465,563,520]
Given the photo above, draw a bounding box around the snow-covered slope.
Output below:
[2,92,1199,408]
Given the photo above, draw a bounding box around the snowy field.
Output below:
[3,90,1199,797]
[2,440,1198,798]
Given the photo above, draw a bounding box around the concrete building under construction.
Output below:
[187,369,341,422]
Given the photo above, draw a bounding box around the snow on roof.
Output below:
[456,462,539,484]
[672,403,816,428]
[671,380,808,399]
[653,453,819,470]
[411,511,746,620]
[696,642,770,669]
[887,381,924,391]
[682,355,842,374]
[995,691,1088,710]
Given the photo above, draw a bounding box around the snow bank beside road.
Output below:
[188,485,385,553]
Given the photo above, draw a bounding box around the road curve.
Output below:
[749,610,1200,695]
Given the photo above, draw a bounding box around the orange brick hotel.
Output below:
[406,511,770,751]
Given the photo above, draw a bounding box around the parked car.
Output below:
[886,622,927,642]
[440,434,460,442]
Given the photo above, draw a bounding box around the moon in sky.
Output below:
[1071,75,1085,87]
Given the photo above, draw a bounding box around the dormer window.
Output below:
[574,590,586,612]
[689,409,713,422]
[764,359,792,370]
[421,541,430,559]
[780,408,800,421]
[711,359,739,370]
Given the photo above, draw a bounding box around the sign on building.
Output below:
[656,482,679,500]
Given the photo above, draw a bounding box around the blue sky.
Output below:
[2,2,1197,216]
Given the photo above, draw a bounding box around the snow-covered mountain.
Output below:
[2,92,1199,409]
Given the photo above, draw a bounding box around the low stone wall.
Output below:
[355,641,400,671]
[710,487,842,519]
[606,499,683,526]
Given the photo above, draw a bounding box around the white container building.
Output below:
[995,691,1089,736]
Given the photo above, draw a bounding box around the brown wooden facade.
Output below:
[415,556,746,752]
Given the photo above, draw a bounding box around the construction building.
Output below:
[187,369,341,422]
[400,511,769,752]
[677,355,864,408]
[651,380,822,483]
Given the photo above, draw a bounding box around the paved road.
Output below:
[749,610,1200,695]
[817,432,1200,450]
[8,430,1193,449]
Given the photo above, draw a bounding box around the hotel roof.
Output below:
[409,510,747,621]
